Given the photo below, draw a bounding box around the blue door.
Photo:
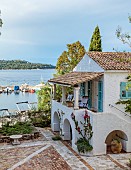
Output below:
[98,81,103,112]
[88,81,92,109]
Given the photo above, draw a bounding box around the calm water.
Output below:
[0,69,55,113]
[0,69,55,86]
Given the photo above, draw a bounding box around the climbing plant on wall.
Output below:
[71,110,93,153]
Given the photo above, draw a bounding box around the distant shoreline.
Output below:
[0,59,56,70]
[0,68,55,70]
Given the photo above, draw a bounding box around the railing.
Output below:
[109,104,131,117]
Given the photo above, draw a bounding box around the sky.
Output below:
[0,0,131,65]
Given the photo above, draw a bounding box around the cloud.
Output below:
[0,0,131,64]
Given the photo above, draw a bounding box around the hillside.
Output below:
[0,60,55,70]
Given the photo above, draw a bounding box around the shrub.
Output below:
[76,138,93,153]
[52,135,62,141]
[0,121,33,135]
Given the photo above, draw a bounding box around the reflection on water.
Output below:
[0,92,37,112]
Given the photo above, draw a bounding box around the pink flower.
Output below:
[84,113,89,120]
[77,127,81,133]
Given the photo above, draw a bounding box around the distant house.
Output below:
[49,52,131,155]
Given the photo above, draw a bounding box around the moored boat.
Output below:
[21,83,29,92]
[29,89,35,93]
[3,87,12,93]
[14,86,20,94]
[0,86,2,93]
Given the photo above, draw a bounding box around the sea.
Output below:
[0,69,55,114]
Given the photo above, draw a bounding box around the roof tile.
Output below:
[87,52,131,70]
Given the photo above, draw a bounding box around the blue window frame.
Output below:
[120,82,131,99]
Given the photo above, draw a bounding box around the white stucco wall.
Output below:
[103,71,129,114]
[73,54,104,72]
[51,100,131,155]
[92,112,131,155]
[51,100,77,149]
[51,100,95,151]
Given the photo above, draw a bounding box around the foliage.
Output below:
[116,99,131,114]
[56,41,85,75]
[55,41,85,100]
[116,15,131,48]
[129,158,131,167]
[76,138,93,153]
[29,87,51,127]
[0,60,55,70]
[89,26,102,52]
[71,110,93,153]
[29,111,51,127]
[52,135,62,141]
[37,84,51,113]
[0,121,33,135]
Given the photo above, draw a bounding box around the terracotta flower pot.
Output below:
[111,140,122,154]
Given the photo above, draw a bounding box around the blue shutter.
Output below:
[88,81,92,109]
[98,81,103,112]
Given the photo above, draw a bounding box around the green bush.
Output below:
[31,113,51,128]
[129,158,131,167]
[52,135,62,141]
[76,138,93,153]
[0,121,33,135]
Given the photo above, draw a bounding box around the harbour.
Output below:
[0,69,55,113]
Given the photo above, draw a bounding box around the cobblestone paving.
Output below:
[109,153,131,170]
[0,128,130,170]
[0,145,44,170]
[15,146,72,170]
[81,155,122,170]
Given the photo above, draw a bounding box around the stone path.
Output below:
[0,127,130,170]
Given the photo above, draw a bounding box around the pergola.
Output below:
[49,72,103,109]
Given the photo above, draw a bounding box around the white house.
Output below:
[49,52,131,155]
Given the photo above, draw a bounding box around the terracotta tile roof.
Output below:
[87,52,131,70]
[48,72,103,86]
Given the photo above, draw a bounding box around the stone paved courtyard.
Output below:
[0,128,130,170]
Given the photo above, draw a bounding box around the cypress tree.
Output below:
[89,26,102,51]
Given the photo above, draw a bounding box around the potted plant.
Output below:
[111,139,122,153]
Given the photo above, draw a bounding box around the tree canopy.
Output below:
[56,41,85,75]
[116,15,131,48]
[89,26,102,52]
[0,60,55,70]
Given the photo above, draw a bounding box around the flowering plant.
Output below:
[71,110,93,153]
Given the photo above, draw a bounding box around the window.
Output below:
[120,82,131,99]
[80,82,85,96]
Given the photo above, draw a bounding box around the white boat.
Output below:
[21,83,29,92]
[3,87,12,93]
[0,86,2,93]
[33,83,45,91]
[22,88,29,92]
